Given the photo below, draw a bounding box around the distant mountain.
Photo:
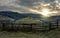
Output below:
[0,11,60,22]
[48,15,60,21]
[0,11,42,20]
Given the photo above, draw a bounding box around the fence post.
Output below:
[2,23,5,30]
[11,23,14,31]
[49,22,51,30]
[56,19,58,28]
[23,23,24,31]
[31,24,32,31]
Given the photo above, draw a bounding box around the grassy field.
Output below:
[0,29,60,38]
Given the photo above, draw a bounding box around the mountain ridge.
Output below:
[0,11,42,20]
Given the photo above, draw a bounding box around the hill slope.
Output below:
[0,11,42,20]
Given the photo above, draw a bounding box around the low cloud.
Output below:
[0,0,60,16]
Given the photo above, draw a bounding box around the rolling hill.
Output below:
[0,11,42,20]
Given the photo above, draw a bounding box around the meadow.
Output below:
[0,28,60,38]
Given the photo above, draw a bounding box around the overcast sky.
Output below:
[0,0,60,16]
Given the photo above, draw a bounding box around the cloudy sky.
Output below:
[0,0,60,16]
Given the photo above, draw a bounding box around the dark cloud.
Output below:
[17,0,34,7]
[17,0,56,7]
[17,0,41,7]
[0,0,59,15]
[44,0,55,3]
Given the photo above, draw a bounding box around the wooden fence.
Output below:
[0,20,59,31]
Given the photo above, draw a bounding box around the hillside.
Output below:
[0,15,14,23]
[0,11,42,20]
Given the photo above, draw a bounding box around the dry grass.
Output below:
[0,28,60,38]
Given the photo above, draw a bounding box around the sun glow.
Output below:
[40,8,51,17]
[40,8,58,17]
[27,7,58,17]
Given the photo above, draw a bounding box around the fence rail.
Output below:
[0,20,60,31]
